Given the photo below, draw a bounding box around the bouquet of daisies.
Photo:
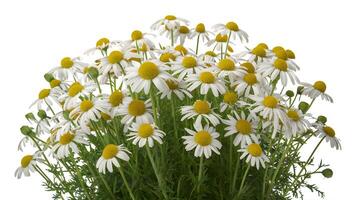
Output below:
[15,15,340,200]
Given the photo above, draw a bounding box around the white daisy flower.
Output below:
[258,58,300,86]
[181,100,221,126]
[271,46,300,70]
[60,80,97,110]
[117,98,153,124]
[84,37,121,55]
[220,91,239,112]
[199,51,218,63]
[99,49,139,78]
[316,125,341,150]
[49,57,87,80]
[301,81,333,103]
[171,55,206,80]
[214,58,245,82]
[189,23,212,42]
[124,30,155,50]
[151,15,189,31]
[104,90,130,117]
[223,111,259,147]
[30,88,59,110]
[96,144,131,174]
[52,111,77,136]
[232,70,268,96]
[238,141,269,170]
[159,78,192,100]
[284,108,311,138]
[174,25,190,45]
[127,122,166,148]
[212,21,249,43]
[125,60,171,94]
[206,33,230,51]
[185,69,226,97]
[182,120,222,158]
[238,44,272,63]
[51,130,88,159]
[48,78,70,92]
[14,152,43,179]
[156,47,181,64]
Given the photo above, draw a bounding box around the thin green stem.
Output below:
[150,86,159,126]
[236,165,250,199]
[196,34,201,54]
[34,166,65,200]
[170,97,178,139]
[224,31,232,58]
[171,30,174,46]
[231,152,240,193]
[118,167,136,200]
[70,156,92,200]
[197,156,204,194]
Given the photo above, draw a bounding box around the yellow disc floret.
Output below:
[247,143,263,157]
[218,59,235,71]
[21,155,33,168]
[61,57,73,69]
[199,72,215,83]
[215,34,228,42]
[131,30,143,41]
[182,56,197,68]
[96,37,110,48]
[165,15,177,20]
[109,90,124,107]
[274,59,288,71]
[179,26,189,34]
[160,53,176,62]
[226,21,239,31]
[243,73,258,85]
[80,100,94,112]
[287,110,300,121]
[128,100,146,116]
[263,96,279,108]
[166,79,179,90]
[175,45,188,55]
[313,81,327,93]
[257,43,269,49]
[323,126,335,137]
[108,51,123,64]
[138,123,154,138]
[102,144,118,159]
[68,82,84,97]
[223,91,238,105]
[252,46,266,57]
[274,50,288,60]
[195,23,206,33]
[194,100,211,114]
[194,131,212,146]
[138,61,159,80]
[38,89,50,99]
[50,79,61,88]
[59,132,75,145]
[240,62,255,73]
[286,49,295,59]
[236,120,252,134]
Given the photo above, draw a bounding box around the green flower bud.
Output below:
[37,110,47,119]
[88,67,99,79]
[20,125,33,136]
[297,86,304,95]
[317,115,327,124]
[25,113,36,123]
[286,90,294,98]
[44,73,55,82]
[322,168,333,178]
[63,111,71,121]
[298,101,309,114]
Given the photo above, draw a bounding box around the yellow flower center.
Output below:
[21,155,33,168]
[226,21,239,31]
[194,131,212,146]
[165,15,177,20]
[257,43,269,49]
[272,46,285,52]
[96,37,110,48]
[109,90,124,107]
[128,100,146,116]
[323,126,335,137]
[313,81,327,93]
[138,123,154,138]
[263,96,279,108]
[195,23,206,33]
[160,52,176,63]
[179,26,189,34]
[252,46,266,57]
[274,49,287,60]
[83,66,89,74]
[38,89,50,99]
[274,59,288,71]
[101,112,112,121]
[138,61,160,80]
[59,132,75,145]
[131,30,143,41]
[223,91,238,104]
[235,120,252,135]
[218,59,235,71]
[102,144,118,159]
[240,62,255,73]
[194,100,211,114]
[247,143,263,157]
[61,57,73,69]
[68,82,84,97]
[50,79,61,88]
[80,100,94,112]
[243,73,258,85]
[108,51,124,64]
[175,45,188,55]
[205,51,217,57]
[287,110,300,121]
[286,49,295,59]
[216,34,228,42]
[166,79,179,90]
[199,72,215,83]
[182,56,197,68]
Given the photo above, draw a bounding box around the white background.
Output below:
[0,0,355,199]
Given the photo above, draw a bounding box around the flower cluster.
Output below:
[16,15,340,200]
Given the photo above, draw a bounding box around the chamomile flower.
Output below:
[84,37,121,55]
[52,111,77,136]
[284,108,311,138]
[48,78,70,92]
[50,57,87,80]
[175,25,190,45]
[223,112,259,146]
[30,88,59,110]
[69,97,110,126]
[185,69,226,97]
[189,23,212,42]
[238,142,269,169]
[99,49,139,78]
[220,91,239,112]
[271,46,300,70]
[127,122,166,148]
[171,55,206,80]
[51,130,88,159]
[60,80,97,110]
[151,15,189,31]
[182,120,222,158]
[181,100,221,126]
[212,21,249,43]
[117,98,153,124]
[316,125,341,150]
[156,47,181,63]
[125,60,171,94]
[301,81,333,103]
[104,90,130,116]
[239,44,272,63]
[206,33,230,51]
[124,30,155,50]
[258,58,300,86]
[159,78,192,100]
[14,152,43,179]
[232,70,267,96]
[96,144,131,174]
[214,58,244,81]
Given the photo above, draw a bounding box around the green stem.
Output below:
[171,30,174,46]
[236,165,250,199]
[34,166,65,200]
[150,86,159,126]
[197,156,204,194]
[196,34,200,54]
[231,152,240,193]
[118,167,136,200]
[70,156,92,200]
[224,31,232,58]
[170,97,178,139]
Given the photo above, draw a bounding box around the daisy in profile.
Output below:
[84,37,121,55]
[127,122,166,148]
[69,97,110,126]
[189,23,212,43]
[104,90,130,116]
[96,144,131,174]
[220,91,239,112]
[175,25,190,44]
[215,58,244,81]
[239,44,271,63]
[181,100,221,126]
[238,141,269,169]
[60,80,97,110]
[223,111,259,146]
[51,130,88,159]
[151,15,188,31]
[185,69,226,97]
[200,51,218,63]
[182,120,222,158]
[156,47,181,63]
[99,49,139,78]
[206,33,229,51]
[301,81,333,103]
[30,88,59,110]
[124,30,155,50]
[316,124,341,150]
[125,60,171,94]
[49,57,87,80]
[159,78,192,100]
[250,94,287,137]
[14,151,43,179]
[171,55,206,80]
[232,70,268,96]
[258,58,300,86]
[48,77,70,92]
[117,98,153,124]
[212,21,249,43]
[284,108,311,138]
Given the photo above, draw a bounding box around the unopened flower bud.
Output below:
[25,113,36,123]
[37,110,47,119]
[88,67,99,79]
[322,168,333,178]
[286,90,294,98]
[298,102,309,114]
[297,86,304,95]
[317,115,327,124]
[63,111,71,121]
[20,125,33,136]
[44,73,55,82]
